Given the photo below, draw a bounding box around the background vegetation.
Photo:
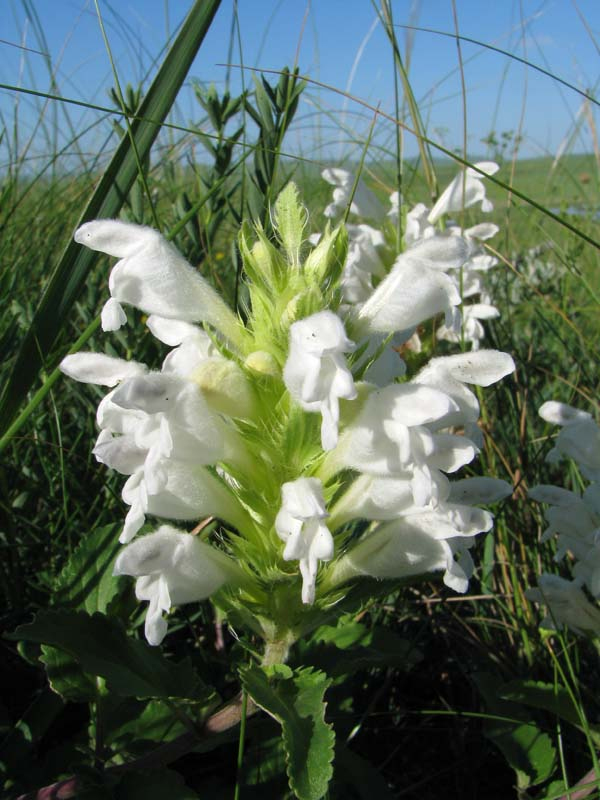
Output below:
[1,1,600,798]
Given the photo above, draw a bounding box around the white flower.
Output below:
[428,161,499,224]
[330,474,440,529]
[526,574,600,636]
[404,203,435,246]
[274,477,334,604]
[146,315,218,376]
[387,191,401,222]
[355,236,467,335]
[539,401,600,478]
[436,303,500,351]
[62,355,251,543]
[529,482,600,593]
[120,461,248,544]
[330,502,492,593]
[331,383,466,506]
[448,477,512,505]
[321,168,383,219]
[74,220,243,348]
[113,525,236,645]
[414,350,516,434]
[340,224,386,305]
[283,311,357,450]
[59,353,147,386]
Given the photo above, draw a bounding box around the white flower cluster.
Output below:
[61,184,514,647]
[528,401,600,636]
[320,163,502,352]
[61,221,252,644]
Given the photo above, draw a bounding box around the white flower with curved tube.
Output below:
[62,353,251,542]
[74,219,243,347]
[322,168,383,219]
[275,477,334,604]
[329,474,445,529]
[329,502,492,593]
[340,224,386,305]
[414,350,516,438]
[539,401,600,478]
[59,352,147,386]
[428,161,499,224]
[530,481,600,595]
[146,314,219,376]
[120,461,249,544]
[113,525,238,645]
[526,574,600,636]
[436,303,500,351]
[355,236,467,335]
[404,202,435,246]
[331,383,463,505]
[284,310,357,451]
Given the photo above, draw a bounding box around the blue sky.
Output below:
[1,0,599,166]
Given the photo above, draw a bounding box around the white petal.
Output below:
[467,303,500,320]
[465,223,499,240]
[449,477,512,504]
[428,434,478,472]
[529,484,580,506]
[111,373,185,414]
[419,350,515,388]
[404,236,470,271]
[539,401,592,426]
[60,353,147,386]
[101,298,127,331]
[146,315,203,346]
[356,243,465,334]
[76,220,242,347]
[145,464,247,531]
[143,592,169,646]
[341,522,448,580]
[93,432,146,474]
[121,501,147,544]
[468,161,500,177]
[75,219,158,257]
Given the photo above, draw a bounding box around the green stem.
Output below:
[262,631,296,666]
[233,689,248,800]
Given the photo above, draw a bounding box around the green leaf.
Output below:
[305,621,422,677]
[105,699,189,751]
[0,0,223,442]
[9,609,213,701]
[472,672,556,789]
[334,745,396,799]
[241,664,334,800]
[40,645,97,702]
[274,182,305,270]
[500,679,600,748]
[243,734,287,787]
[115,769,200,799]
[54,523,123,613]
[252,75,274,132]
[499,680,582,729]
[539,780,568,800]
